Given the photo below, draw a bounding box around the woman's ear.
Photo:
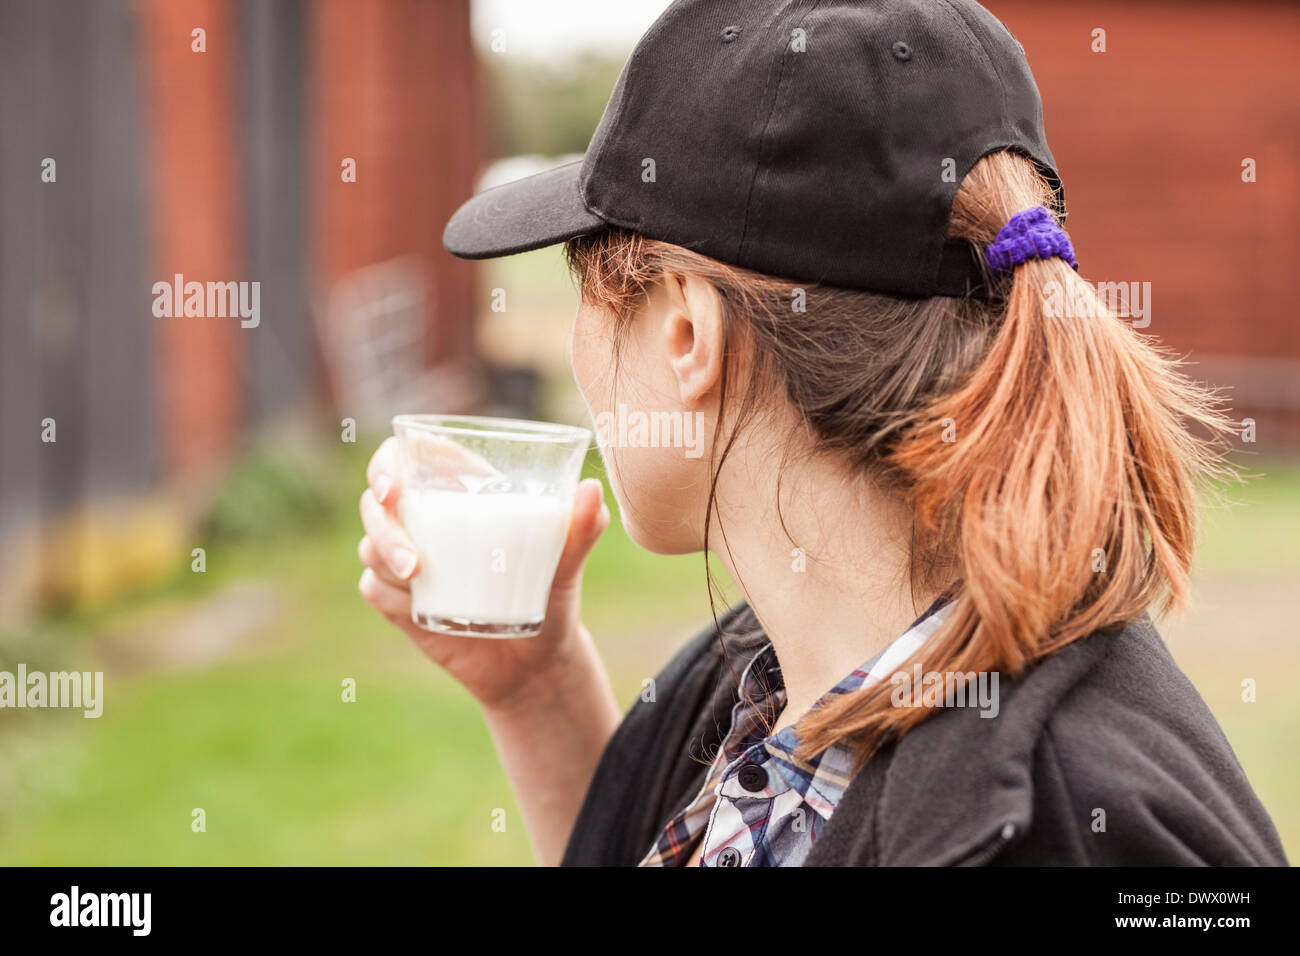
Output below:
[661,273,724,408]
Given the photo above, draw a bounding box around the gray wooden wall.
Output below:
[0,0,157,560]
[0,0,312,611]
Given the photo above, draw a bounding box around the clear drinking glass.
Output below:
[391,414,592,638]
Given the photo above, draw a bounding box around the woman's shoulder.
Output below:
[813,616,1288,866]
[1027,617,1288,865]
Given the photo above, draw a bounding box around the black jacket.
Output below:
[561,603,1288,866]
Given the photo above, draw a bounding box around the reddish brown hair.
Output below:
[565,150,1233,770]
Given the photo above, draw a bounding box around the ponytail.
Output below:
[795,151,1233,767]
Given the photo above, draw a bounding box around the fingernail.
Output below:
[374,475,391,504]
[389,548,416,580]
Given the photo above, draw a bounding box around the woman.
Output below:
[356,0,1287,866]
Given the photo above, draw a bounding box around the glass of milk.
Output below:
[391,414,592,638]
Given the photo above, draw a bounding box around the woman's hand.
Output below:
[357,436,611,710]
[358,435,622,864]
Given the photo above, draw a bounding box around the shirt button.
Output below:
[717,846,742,867]
[737,764,768,793]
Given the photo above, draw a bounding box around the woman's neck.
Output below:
[710,434,934,735]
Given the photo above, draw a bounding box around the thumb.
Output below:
[552,478,610,590]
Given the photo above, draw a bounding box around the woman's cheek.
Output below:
[570,303,610,387]
[602,444,705,555]
[568,303,702,553]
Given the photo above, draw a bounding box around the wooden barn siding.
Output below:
[987,0,1300,366]
[0,0,157,553]
[240,0,311,427]
[308,0,482,380]
[138,0,245,481]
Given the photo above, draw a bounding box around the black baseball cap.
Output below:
[443,0,1063,299]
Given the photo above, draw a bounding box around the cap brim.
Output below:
[442,160,607,260]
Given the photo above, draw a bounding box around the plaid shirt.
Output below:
[638,600,954,867]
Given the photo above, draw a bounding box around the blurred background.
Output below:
[0,0,1296,865]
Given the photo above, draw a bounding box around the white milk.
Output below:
[397,487,571,634]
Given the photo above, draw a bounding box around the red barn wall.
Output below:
[986,1,1300,370]
[309,0,482,373]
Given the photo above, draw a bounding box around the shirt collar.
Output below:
[717,639,785,765]
[761,598,956,815]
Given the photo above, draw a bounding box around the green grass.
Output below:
[2,669,523,865]
[1194,459,1300,574]
[1,450,1295,865]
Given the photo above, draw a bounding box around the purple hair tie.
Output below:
[984,205,1078,274]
